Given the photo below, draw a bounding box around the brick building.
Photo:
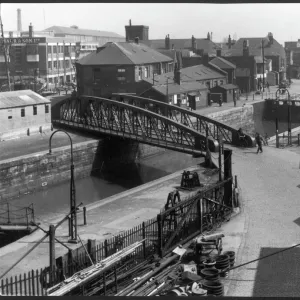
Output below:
[0,24,76,90]
[285,40,300,79]
[75,40,173,97]
[0,90,51,140]
[209,55,236,84]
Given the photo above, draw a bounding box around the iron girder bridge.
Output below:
[53,96,220,156]
[110,94,254,146]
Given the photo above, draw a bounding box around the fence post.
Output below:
[49,225,56,286]
[83,207,87,225]
[142,222,146,259]
[235,175,238,189]
[157,214,163,258]
[7,203,10,224]
[104,239,108,258]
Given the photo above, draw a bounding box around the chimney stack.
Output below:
[174,65,181,85]
[207,32,211,41]
[29,23,33,38]
[268,32,273,45]
[165,34,170,50]
[243,40,249,56]
[192,35,197,52]
[129,19,132,26]
[202,53,209,66]
[216,49,222,57]
[228,35,232,49]
[211,32,213,41]
[134,36,139,44]
[17,8,22,32]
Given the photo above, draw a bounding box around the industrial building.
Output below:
[0,90,51,140]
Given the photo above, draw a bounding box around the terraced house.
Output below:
[76,39,173,97]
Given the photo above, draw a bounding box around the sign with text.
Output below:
[0,37,46,45]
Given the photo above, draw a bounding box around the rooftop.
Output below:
[211,83,239,90]
[209,56,236,69]
[0,90,50,109]
[224,36,286,58]
[43,26,124,38]
[144,64,225,86]
[77,42,173,66]
[141,38,221,55]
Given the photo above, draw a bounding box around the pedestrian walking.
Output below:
[264,133,269,146]
[266,81,270,92]
[255,133,263,154]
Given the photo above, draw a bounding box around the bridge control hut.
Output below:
[209,83,239,103]
[0,90,51,140]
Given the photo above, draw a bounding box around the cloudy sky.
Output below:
[0,3,298,45]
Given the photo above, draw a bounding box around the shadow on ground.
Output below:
[253,247,300,296]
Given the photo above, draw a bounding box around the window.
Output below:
[138,68,142,80]
[8,109,12,119]
[21,108,25,117]
[220,80,224,85]
[53,46,57,53]
[45,105,49,114]
[53,61,57,68]
[94,68,101,82]
[65,60,69,68]
[33,106,37,115]
[117,77,126,83]
[118,68,125,72]
[214,80,218,87]
[48,61,52,70]
[47,46,52,54]
[144,67,149,78]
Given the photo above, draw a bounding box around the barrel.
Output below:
[215,254,230,277]
[223,251,236,267]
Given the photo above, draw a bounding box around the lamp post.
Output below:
[261,39,265,92]
[49,130,78,243]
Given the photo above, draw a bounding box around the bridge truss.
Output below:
[53,96,219,156]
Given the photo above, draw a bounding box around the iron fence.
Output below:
[0,178,234,296]
[0,203,35,227]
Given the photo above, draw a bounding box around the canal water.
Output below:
[7,150,203,223]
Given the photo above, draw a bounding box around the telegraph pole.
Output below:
[0,4,11,91]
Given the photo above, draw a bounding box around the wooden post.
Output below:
[104,239,108,258]
[235,175,238,188]
[142,222,146,259]
[49,225,56,286]
[157,214,163,258]
[83,207,87,225]
[275,117,279,148]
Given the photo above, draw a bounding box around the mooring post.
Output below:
[7,203,11,224]
[83,207,87,225]
[275,117,279,148]
[49,225,56,286]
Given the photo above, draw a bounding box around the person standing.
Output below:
[266,81,270,92]
[255,133,263,154]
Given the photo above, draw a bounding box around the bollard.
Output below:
[83,206,87,225]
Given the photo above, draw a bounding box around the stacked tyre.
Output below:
[200,268,220,281]
[223,251,236,267]
[215,254,230,278]
[202,280,224,297]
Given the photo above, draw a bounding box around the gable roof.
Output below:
[77,42,173,66]
[145,81,207,96]
[0,90,50,109]
[143,64,226,86]
[44,26,124,38]
[211,83,239,90]
[142,38,221,55]
[210,57,236,69]
[225,36,285,58]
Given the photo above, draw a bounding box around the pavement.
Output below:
[0,162,220,279]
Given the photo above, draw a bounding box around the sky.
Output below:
[0,3,299,45]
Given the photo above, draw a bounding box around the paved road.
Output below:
[224,144,300,296]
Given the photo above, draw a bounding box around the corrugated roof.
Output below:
[77,42,173,66]
[0,90,50,109]
[225,37,285,58]
[44,26,124,38]
[210,57,236,69]
[150,81,207,96]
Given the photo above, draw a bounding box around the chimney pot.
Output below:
[134,37,139,44]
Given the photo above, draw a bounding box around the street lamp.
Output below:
[49,130,78,243]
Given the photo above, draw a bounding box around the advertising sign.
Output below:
[0,37,46,45]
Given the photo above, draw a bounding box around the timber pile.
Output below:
[47,240,145,296]
[115,233,236,297]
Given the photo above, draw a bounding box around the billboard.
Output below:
[0,37,46,45]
